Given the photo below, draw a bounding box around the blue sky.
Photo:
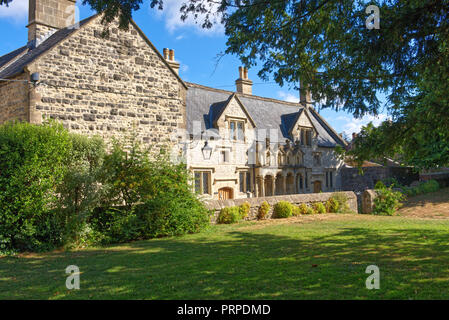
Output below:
[0,0,388,137]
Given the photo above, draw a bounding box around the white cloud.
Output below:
[277,91,300,103]
[340,114,389,136]
[150,0,224,35]
[0,0,28,22]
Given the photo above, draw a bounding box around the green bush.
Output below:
[0,121,72,253]
[217,206,241,224]
[55,134,106,248]
[373,182,405,216]
[0,123,211,253]
[273,201,293,219]
[258,201,270,220]
[330,193,351,213]
[239,202,251,219]
[292,205,301,216]
[313,202,326,214]
[417,180,440,194]
[297,203,310,215]
[325,197,339,213]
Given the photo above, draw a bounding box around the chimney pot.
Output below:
[163,48,169,60]
[235,66,253,95]
[169,49,175,61]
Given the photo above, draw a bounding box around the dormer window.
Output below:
[229,120,245,141]
[299,128,313,146]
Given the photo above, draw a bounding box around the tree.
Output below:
[2,0,447,168]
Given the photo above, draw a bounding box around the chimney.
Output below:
[235,66,253,95]
[163,48,180,75]
[27,0,77,45]
[299,78,312,106]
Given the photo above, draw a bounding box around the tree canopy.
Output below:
[1,0,448,169]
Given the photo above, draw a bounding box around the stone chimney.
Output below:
[27,0,77,45]
[235,67,253,95]
[163,48,180,75]
[299,78,312,106]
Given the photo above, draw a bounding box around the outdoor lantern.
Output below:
[202,141,213,160]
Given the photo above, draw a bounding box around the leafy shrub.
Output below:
[239,202,251,219]
[330,192,351,213]
[313,202,326,214]
[325,197,339,213]
[0,121,72,253]
[292,205,301,216]
[373,181,405,216]
[306,206,315,215]
[258,201,270,220]
[273,201,293,218]
[217,206,241,224]
[417,180,440,194]
[55,134,106,247]
[297,203,310,215]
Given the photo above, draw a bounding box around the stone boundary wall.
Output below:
[341,167,419,192]
[420,172,449,188]
[204,191,358,223]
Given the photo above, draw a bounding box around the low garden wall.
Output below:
[204,191,358,223]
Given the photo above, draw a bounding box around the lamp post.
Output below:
[201,141,213,160]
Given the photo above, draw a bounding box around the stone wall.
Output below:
[341,167,419,192]
[26,15,186,152]
[0,73,30,123]
[204,191,358,223]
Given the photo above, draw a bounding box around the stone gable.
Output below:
[26,15,186,151]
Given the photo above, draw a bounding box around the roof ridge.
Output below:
[185,81,305,108]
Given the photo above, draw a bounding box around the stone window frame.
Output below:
[298,127,313,147]
[227,116,246,142]
[193,170,212,195]
[238,170,252,193]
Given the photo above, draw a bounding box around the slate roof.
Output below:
[0,16,97,79]
[186,82,346,148]
[0,46,28,70]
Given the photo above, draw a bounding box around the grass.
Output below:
[1,213,449,300]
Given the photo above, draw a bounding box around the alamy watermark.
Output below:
[365,265,380,289]
[66,265,80,290]
[366,5,380,29]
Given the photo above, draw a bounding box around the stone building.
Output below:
[0,0,347,200]
[185,68,347,200]
[0,0,186,152]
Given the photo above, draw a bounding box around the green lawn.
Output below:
[1,214,449,299]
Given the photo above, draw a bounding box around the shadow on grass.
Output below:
[1,223,449,300]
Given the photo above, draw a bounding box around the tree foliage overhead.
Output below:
[1,0,448,168]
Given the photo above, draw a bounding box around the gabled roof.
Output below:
[0,16,97,79]
[0,15,186,88]
[211,93,256,128]
[186,82,346,148]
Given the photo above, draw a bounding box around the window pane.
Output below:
[194,173,201,193]
[246,172,251,192]
[203,172,209,194]
[300,130,305,145]
[239,172,245,192]
[237,122,244,141]
[230,122,235,140]
[330,172,333,187]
